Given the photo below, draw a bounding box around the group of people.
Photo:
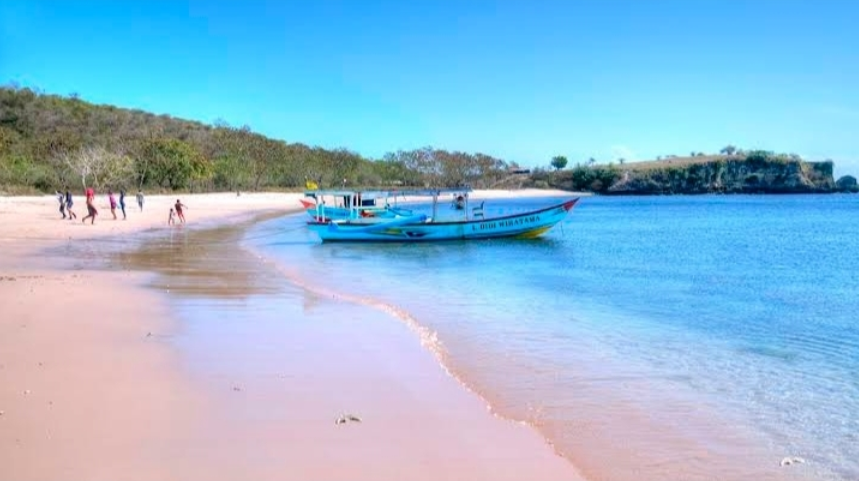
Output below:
[56,188,172,225]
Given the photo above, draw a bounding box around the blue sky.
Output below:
[2,0,857,176]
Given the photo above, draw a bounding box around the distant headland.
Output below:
[526,152,858,195]
[1,85,856,195]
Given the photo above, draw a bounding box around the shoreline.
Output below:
[246,208,824,481]
[0,191,587,480]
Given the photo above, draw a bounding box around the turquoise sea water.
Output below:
[247,194,859,481]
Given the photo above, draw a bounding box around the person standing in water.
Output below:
[81,187,97,224]
[65,188,77,220]
[136,190,144,212]
[174,199,188,223]
[108,190,118,220]
[119,189,127,220]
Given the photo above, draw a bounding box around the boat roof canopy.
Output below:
[304,187,473,198]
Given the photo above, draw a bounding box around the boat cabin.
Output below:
[303,187,475,222]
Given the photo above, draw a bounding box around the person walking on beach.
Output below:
[56,191,66,219]
[174,199,187,224]
[108,190,118,220]
[64,189,77,220]
[81,187,97,224]
[167,208,175,226]
[119,189,127,220]
[136,190,144,212]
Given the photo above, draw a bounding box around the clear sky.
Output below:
[1,0,857,176]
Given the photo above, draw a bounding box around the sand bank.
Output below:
[0,191,586,480]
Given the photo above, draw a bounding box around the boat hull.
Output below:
[307,198,579,242]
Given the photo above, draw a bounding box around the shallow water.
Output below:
[250,194,859,481]
[97,208,584,481]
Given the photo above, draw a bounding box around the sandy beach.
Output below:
[0,189,585,480]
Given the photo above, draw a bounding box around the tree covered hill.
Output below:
[3,85,855,196]
[0,86,513,193]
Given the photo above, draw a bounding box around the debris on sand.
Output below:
[335,413,362,425]
[780,456,806,467]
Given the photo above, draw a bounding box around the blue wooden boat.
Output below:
[303,188,580,242]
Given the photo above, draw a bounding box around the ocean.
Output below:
[246,194,859,481]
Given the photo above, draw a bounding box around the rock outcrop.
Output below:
[606,158,836,195]
[836,175,858,193]
[531,154,848,195]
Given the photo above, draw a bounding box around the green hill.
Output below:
[0,86,512,194]
[2,85,855,195]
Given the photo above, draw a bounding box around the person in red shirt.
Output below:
[81,187,98,224]
[174,199,188,223]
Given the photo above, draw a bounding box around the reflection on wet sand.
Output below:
[111,213,285,299]
[107,211,584,481]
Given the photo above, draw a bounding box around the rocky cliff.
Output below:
[532,153,855,195]
[606,157,836,195]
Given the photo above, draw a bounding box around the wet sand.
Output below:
[0,191,585,480]
[0,246,209,479]
[0,193,299,480]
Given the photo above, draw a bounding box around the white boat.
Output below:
[303,188,580,242]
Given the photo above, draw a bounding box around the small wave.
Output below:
[244,244,575,460]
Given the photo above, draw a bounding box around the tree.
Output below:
[587,157,596,166]
[0,126,19,156]
[213,155,248,191]
[138,138,208,190]
[550,155,568,170]
[56,145,135,190]
[720,145,737,155]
